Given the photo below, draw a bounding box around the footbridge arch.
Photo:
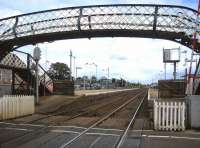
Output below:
[0,4,199,59]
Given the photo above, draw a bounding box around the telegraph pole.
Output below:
[69,50,72,80]
[164,63,166,80]
[107,67,109,88]
[73,56,76,79]
[92,62,98,79]
[173,62,176,80]
[76,67,82,79]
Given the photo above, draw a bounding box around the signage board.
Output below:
[163,48,180,63]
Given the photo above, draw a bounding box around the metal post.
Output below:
[84,76,86,90]
[76,67,78,80]
[95,65,97,79]
[107,67,109,88]
[35,60,39,104]
[43,73,46,96]
[33,46,41,105]
[11,69,15,94]
[174,62,176,80]
[27,54,31,95]
[75,67,82,80]
[92,63,98,80]
[69,50,72,80]
[164,63,166,80]
[73,56,76,79]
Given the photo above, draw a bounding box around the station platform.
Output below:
[75,88,137,96]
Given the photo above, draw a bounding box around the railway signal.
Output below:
[33,46,41,105]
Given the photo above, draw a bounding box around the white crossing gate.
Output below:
[0,95,35,120]
[154,99,186,131]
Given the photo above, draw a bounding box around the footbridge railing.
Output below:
[0,4,199,54]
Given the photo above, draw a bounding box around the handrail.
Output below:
[0,4,197,21]
[1,50,54,94]
[0,4,199,53]
[14,49,52,79]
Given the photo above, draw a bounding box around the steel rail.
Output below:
[115,90,148,148]
[60,89,145,148]
[34,91,140,130]
[1,89,141,147]
[24,89,140,124]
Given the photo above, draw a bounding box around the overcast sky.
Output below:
[0,0,199,84]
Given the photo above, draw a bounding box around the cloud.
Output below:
[0,8,22,19]
[1,0,197,83]
[16,37,194,83]
[110,55,128,61]
[0,0,196,14]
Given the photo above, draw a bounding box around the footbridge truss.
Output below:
[0,4,199,59]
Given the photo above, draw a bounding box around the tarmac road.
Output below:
[0,122,200,148]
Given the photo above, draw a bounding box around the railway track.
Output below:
[60,89,147,148]
[115,91,147,148]
[24,89,142,125]
[1,89,147,148]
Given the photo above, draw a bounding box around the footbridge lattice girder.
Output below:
[0,4,199,54]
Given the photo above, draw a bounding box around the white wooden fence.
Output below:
[154,100,186,131]
[0,95,35,120]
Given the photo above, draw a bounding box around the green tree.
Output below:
[48,62,70,80]
[91,75,97,83]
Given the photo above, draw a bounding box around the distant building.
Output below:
[0,68,12,96]
[0,68,12,84]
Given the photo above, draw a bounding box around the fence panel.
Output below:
[154,99,185,131]
[0,95,34,120]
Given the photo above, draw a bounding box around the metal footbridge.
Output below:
[0,4,199,60]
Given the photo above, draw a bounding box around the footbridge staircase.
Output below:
[0,51,53,95]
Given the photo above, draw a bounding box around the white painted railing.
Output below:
[154,100,186,131]
[0,95,35,120]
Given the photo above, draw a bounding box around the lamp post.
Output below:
[76,67,82,80]
[112,73,122,88]
[92,62,98,79]
[85,63,92,88]
[102,67,109,88]
[85,62,98,79]
[69,50,72,80]
[73,56,76,79]
[85,62,98,88]
[108,67,109,79]
[84,63,91,90]
[33,46,41,105]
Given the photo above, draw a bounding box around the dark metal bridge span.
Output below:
[0,4,199,59]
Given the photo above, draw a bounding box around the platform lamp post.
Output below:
[92,62,98,80]
[69,50,72,81]
[102,67,109,88]
[76,67,82,80]
[33,46,41,105]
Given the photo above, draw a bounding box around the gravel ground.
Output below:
[9,89,150,129]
